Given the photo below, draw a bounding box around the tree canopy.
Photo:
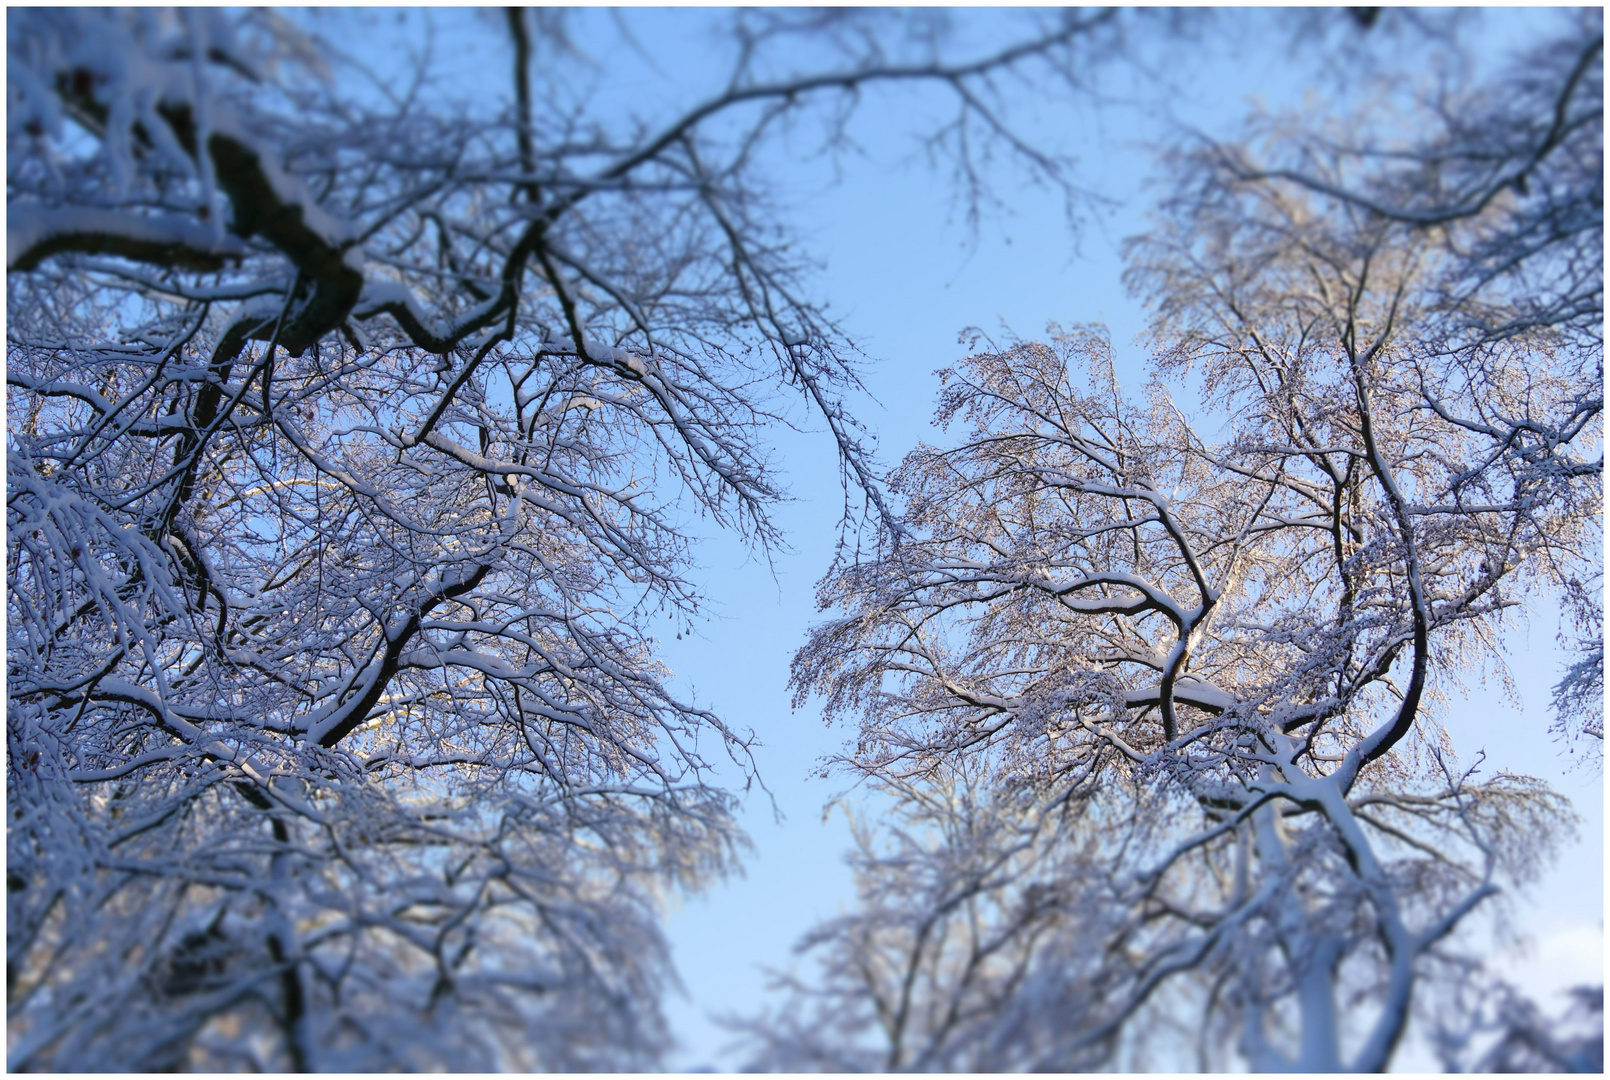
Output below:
[749,12,1601,1071]
[6,7,1600,1073]
[5,8,1115,1069]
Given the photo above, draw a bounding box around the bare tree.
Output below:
[760,15,1601,1070]
[4,8,1123,1070]
[1205,11,1605,763]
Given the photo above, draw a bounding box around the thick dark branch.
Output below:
[7,203,247,272]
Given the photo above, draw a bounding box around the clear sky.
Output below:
[297,9,1602,1070]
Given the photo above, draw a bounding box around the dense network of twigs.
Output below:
[743,13,1601,1072]
[5,8,1117,1069]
